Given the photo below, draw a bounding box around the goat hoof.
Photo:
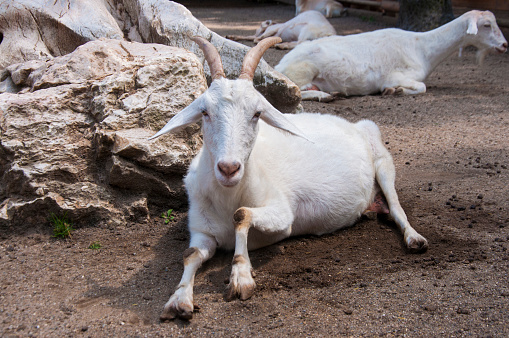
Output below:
[362,210,377,220]
[406,235,429,253]
[382,87,396,95]
[318,95,335,103]
[160,302,194,321]
[225,281,256,301]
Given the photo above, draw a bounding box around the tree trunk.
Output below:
[398,0,455,32]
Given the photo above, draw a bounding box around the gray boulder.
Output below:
[0,39,206,230]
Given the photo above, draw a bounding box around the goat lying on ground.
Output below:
[150,36,428,321]
[226,11,336,49]
[296,0,346,18]
[275,10,508,102]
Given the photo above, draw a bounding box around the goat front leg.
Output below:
[226,202,293,301]
[160,232,216,321]
[225,208,256,301]
[275,41,299,50]
[225,34,257,42]
[300,84,335,102]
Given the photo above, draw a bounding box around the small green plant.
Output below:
[50,212,74,239]
[360,15,375,23]
[88,241,102,250]
[161,209,175,224]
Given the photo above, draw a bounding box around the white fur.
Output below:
[226,11,336,49]
[295,0,346,18]
[152,76,427,320]
[276,10,508,101]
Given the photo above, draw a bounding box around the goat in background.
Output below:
[276,10,508,102]
[226,10,336,49]
[296,0,346,18]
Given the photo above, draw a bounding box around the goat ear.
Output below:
[262,20,272,28]
[148,99,203,140]
[466,16,478,35]
[261,107,312,142]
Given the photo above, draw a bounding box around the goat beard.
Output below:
[476,48,490,65]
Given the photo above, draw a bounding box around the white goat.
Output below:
[151,36,428,321]
[226,11,336,50]
[276,10,508,102]
[296,0,346,18]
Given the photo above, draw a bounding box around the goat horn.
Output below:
[239,37,282,81]
[190,36,226,80]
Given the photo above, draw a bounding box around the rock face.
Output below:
[0,0,300,113]
[0,39,207,229]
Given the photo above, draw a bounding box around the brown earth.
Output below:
[1,2,509,337]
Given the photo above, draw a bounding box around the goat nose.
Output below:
[217,161,241,178]
[503,42,508,48]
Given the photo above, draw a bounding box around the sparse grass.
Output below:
[88,241,102,250]
[161,209,175,224]
[360,15,376,23]
[49,212,74,239]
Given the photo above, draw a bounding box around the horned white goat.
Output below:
[296,0,346,18]
[150,36,428,321]
[226,10,336,50]
[276,10,508,102]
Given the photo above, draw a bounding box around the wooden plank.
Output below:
[452,0,509,11]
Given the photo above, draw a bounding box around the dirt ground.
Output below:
[2,2,509,337]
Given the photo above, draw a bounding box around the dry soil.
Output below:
[1,2,509,337]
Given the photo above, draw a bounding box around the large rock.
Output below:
[0,39,207,230]
[0,0,300,113]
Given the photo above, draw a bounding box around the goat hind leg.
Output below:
[375,153,428,252]
[358,120,428,252]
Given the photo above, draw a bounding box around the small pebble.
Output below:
[457,308,470,315]
[424,305,437,312]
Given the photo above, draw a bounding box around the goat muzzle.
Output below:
[217,161,241,179]
[496,42,508,53]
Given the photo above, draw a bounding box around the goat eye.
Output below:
[484,23,491,28]
[201,110,208,117]
[253,112,261,119]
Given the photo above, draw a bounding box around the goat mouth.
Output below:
[216,172,242,187]
[218,177,240,187]
[496,46,507,53]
